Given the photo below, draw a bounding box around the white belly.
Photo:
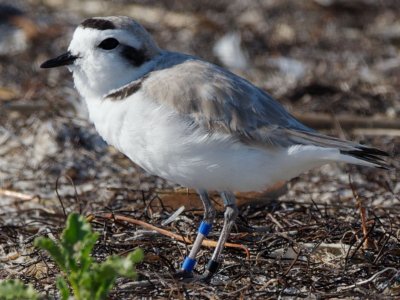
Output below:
[85,92,330,192]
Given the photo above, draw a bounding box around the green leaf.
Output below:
[0,279,40,300]
[34,213,143,300]
[34,237,65,272]
[128,248,144,265]
[60,213,99,274]
[56,277,70,300]
[90,263,118,300]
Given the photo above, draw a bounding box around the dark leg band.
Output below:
[206,259,220,274]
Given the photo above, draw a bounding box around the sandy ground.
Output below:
[0,0,399,299]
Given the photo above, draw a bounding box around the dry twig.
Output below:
[92,213,250,258]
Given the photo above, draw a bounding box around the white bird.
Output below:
[41,16,389,281]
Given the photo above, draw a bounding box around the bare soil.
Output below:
[0,0,399,299]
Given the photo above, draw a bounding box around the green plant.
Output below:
[0,279,39,300]
[34,213,143,300]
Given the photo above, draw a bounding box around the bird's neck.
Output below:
[73,53,164,101]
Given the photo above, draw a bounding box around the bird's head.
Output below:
[41,16,161,99]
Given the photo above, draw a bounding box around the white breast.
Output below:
[84,92,332,192]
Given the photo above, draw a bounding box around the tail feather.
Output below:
[340,146,390,170]
[279,129,390,170]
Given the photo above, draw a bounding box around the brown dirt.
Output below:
[0,0,399,299]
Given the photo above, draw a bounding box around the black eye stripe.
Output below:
[120,45,150,67]
[98,38,119,50]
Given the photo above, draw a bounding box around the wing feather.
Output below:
[141,56,311,139]
[128,54,388,167]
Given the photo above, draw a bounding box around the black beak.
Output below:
[40,51,77,68]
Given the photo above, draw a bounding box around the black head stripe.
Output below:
[121,45,150,67]
[81,18,116,30]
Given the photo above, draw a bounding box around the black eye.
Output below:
[98,38,119,50]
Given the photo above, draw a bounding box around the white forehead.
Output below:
[68,27,142,54]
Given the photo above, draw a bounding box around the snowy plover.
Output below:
[41,16,389,281]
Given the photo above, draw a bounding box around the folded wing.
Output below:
[138,55,389,168]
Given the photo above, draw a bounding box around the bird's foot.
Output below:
[196,271,213,283]
[173,260,220,283]
[172,270,214,283]
[173,270,195,282]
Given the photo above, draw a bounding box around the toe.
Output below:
[197,272,213,284]
[173,269,194,282]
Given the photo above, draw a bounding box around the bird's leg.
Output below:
[176,189,215,278]
[201,191,238,281]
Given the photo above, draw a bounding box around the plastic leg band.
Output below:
[198,221,212,236]
[207,259,220,274]
[182,256,196,272]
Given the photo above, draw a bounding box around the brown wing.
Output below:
[140,55,312,136]
[107,54,388,166]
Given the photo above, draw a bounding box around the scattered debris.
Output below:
[0,0,399,299]
[213,32,249,70]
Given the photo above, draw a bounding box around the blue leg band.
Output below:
[182,257,196,272]
[198,221,212,236]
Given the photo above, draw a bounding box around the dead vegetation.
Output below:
[0,0,399,299]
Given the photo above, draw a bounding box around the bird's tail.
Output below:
[339,146,390,169]
[283,129,390,169]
